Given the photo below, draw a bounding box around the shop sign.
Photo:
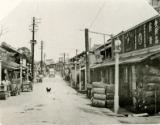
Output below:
[116,17,160,54]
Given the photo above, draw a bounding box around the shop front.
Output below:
[0,60,21,99]
[90,50,160,113]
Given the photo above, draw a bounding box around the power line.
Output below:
[89,2,106,29]
[80,29,113,36]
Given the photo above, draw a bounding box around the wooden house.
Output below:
[90,15,160,113]
[68,44,101,91]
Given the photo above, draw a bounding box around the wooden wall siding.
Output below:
[101,69,104,82]
[119,66,133,107]
[109,67,114,84]
[128,66,132,97]
[81,70,85,90]
[131,65,137,106]
[91,67,116,84]
[146,20,155,47]
[90,70,93,83]
[136,64,145,88]
[98,69,101,82]
[119,67,130,106]
[92,68,101,82]
[106,68,109,84]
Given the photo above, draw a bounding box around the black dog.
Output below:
[46,87,51,93]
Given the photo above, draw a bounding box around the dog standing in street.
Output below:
[46,87,51,93]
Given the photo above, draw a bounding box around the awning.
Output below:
[100,44,111,52]
[2,61,20,70]
[90,51,160,69]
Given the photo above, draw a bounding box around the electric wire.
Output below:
[89,2,106,29]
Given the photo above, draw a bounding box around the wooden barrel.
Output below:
[106,85,114,93]
[92,88,105,94]
[106,100,114,108]
[92,82,107,88]
[92,98,106,107]
[93,93,106,100]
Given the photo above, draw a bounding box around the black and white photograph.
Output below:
[0,0,160,124]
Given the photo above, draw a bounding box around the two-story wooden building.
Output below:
[90,15,160,113]
[0,42,31,99]
[69,44,101,91]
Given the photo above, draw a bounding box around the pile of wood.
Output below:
[91,82,107,107]
[106,84,114,108]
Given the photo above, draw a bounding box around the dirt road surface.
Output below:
[0,75,120,125]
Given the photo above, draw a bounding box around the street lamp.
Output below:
[114,38,121,114]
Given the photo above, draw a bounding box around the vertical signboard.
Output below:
[155,18,160,45]
[146,20,155,47]
[112,16,160,54]
[136,25,144,50]
[124,30,135,52]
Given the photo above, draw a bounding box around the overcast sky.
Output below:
[0,0,158,62]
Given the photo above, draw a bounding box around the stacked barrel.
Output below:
[91,82,115,108]
[106,84,114,108]
[91,82,106,107]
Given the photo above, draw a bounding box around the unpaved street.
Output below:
[0,75,120,125]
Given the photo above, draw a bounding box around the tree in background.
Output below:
[17,47,32,63]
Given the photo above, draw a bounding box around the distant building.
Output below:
[148,0,160,13]
[45,59,55,66]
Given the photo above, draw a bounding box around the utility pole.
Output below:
[85,28,90,91]
[75,49,78,88]
[40,40,43,74]
[29,17,39,82]
[44,53,46,66]
[63,53,66,78]
[59,57,61,72]
[44,53,46,64]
